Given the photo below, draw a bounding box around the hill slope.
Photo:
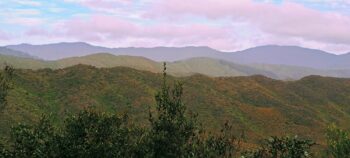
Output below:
[1,65,350,145]
[1,53,350,80]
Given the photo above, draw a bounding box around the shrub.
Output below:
[326,124,350,158]
[242,135,315,158]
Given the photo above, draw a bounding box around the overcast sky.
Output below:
[0,0,350,54]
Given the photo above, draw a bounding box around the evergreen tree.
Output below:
[147,63,238,158]
[148,62,198,157]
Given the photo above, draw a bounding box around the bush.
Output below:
[326,124,350,158]
[241,136,315,158]
[2,110,140,158]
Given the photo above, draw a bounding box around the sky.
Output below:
[0,0,350,54]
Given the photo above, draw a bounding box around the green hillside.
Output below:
[0,54,55,69]
[167,57,277,77]
[55,53,162,72]
[1,65,350,145]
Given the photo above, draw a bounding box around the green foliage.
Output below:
[147,63,238,157]
[8,115,57,157]
[187,122,240,158]
[242,136,315,158]
[58,108,139,158]
[326,124,350,158]
[0,63,239,158]
[147,63,197,157]
[0,65,14,110]
[3,64,350,145]
[2,109,140,158]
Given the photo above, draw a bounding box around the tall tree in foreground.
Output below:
[148,62,198,157]
[147,63,238,158]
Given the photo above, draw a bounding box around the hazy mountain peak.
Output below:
[229,45,342,69]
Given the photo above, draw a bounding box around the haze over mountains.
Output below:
[2,42,350,80]
[0,47,37,59]
[5,42,350,69]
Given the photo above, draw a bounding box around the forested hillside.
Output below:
[1,65,350,146]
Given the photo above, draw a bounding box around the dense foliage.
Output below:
[242,136,315,158]
[2,64,350,144]
[326,124,350,158]
[0,64,238,157]
[1,65,350,157]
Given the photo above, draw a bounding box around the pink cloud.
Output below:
[82,0,131,9]
[5,17,44,26]
[65,0,131,10]
[146,0,350,45]
[61,14,136,41]
[18,0,350,53]
[0,31,10,40]
[41,14,235,49]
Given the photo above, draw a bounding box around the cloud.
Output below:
[0,31,10,40]
[146,0,350,45]
[12,0,42,6]
[5,17,44,26]
[11,9,41,16]
[27,14,237,49]
[64,0,131,10]
[0,7,43,26]
[3,0,350,54]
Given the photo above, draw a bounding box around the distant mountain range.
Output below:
[1,42,350,79]
[5,42,350,69]
[0,47,37,59]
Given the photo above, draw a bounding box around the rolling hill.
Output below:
[1,53,350,80]
[1,65,350,145]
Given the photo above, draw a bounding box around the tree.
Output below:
[9,115,57,157]
[326,124,350,158]
[187,121,240,158]
[147,62,198,157]
[147,63,238,158]
[0,65,14,110]
[241,136,315,158]
[58,108,138,158]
